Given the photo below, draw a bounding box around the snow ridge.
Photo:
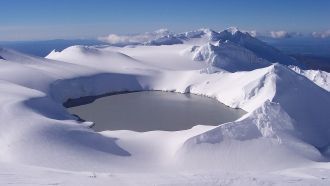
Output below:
[290,65,330,91]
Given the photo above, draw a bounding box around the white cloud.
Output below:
[266,30,301,39]
[242,30,301,39]
[98,29,170,45]
[243,30,258,37]
[312,30,330,38]
[269,31,289,38]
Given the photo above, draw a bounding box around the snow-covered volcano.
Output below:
[1,28,330,185]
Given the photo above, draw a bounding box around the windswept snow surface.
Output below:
[0,28,330,185]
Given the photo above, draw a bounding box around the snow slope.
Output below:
[216,28,300,66]
[0,28,330,185]
[185,41,271,72]
[290,65,330,91]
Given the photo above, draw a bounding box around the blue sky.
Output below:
[1,0,329,41]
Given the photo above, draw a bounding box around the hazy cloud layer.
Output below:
[269,31,302,39]
[242,30,300,39]
[243,30,258,37]
[270,31,290,38]
[312,30,330,38]
[98,29,170,45]
[98,28,330,45]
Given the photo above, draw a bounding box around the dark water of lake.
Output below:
[67,91,246,132]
